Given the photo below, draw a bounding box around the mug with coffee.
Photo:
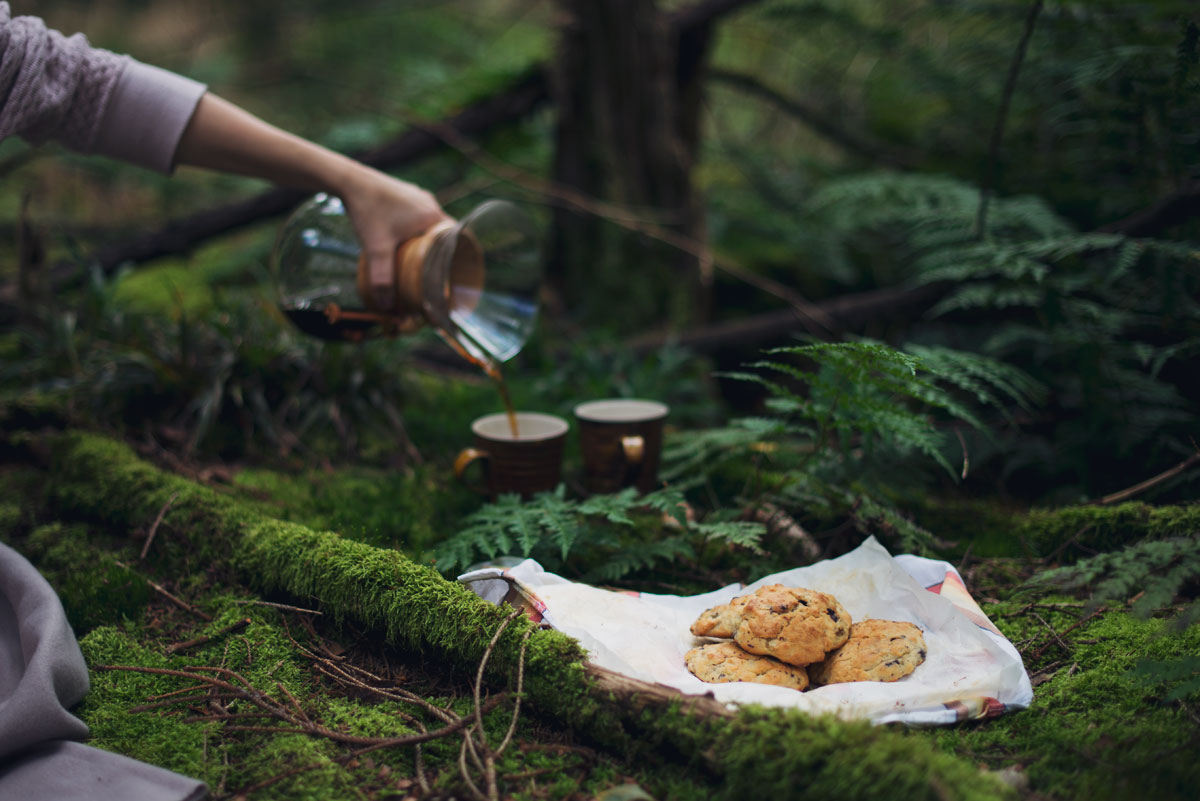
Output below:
[454,412,569,498]
[573,399,669,494]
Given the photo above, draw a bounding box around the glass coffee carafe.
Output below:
[273,194,541,372]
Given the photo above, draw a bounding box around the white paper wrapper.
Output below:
[459,537,1032,726]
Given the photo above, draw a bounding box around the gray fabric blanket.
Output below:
[0,540,208,801]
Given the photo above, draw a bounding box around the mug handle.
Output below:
[454,447,491,496]
[620,435,645,489]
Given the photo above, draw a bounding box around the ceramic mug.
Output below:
[454,412,569,498]
[574,399,669,494]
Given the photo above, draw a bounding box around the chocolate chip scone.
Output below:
[732,584,851,666]
[685,641,810,691]
[690,594,752,638]
[808,619,927,685]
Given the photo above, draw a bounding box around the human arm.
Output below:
[173,93,446,311]
[0,2,443,309]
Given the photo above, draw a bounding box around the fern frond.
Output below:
[582,536,696,584]
[692,520,767,554]
[1028,535,1200,624]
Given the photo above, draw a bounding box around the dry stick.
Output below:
[494,628,534,758]
[139,491,179,560]
[113,561,212,621]
[1027,607,1107,663]
[974,0,1044,239]
[233,599,323,616]
[477,611,523,801]
[405,116,835,337]
[1089,450,1200,506]
[1030,612,1073,657]
[165,618,251,655]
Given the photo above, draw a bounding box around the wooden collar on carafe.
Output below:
[355,219,458,316]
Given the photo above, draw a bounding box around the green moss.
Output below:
[22,523,152,633]
[0,501,20,539]
[43,430,1009,800]
[924,608,1200,801]
[1017,502,1200,559]
[229,464,468,556]
[78,627,220,785]
[715,708,1011,801]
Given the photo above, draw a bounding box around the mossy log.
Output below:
[29,430,1013,801]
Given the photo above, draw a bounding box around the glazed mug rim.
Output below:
[573,398,669,424]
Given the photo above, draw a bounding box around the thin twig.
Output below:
[165,618,251,655]
[113,561,212,621]
[495,628,534,758]
[1089,451,1200,506]
[232,599,323,616]
[1030,612,1073,657]
[140,491,179,560]
[1028,607,1107,662]
[1044,524,1094,564]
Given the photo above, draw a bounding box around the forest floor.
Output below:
[1,428,1197,801]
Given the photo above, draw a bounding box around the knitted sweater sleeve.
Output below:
[0,2,206,173]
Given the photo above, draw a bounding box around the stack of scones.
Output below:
[686,584,927,691]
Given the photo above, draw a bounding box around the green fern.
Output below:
[1027,535,1200,625]
[435,486,765,579]
[656,339,1040,555]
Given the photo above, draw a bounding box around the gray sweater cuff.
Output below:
[90,60,206,174]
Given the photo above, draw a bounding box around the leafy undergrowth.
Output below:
[2,412,1197,801]
[923,602,1200,800]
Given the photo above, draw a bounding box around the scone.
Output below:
[733,584,851,666]
[808,619,927,685]
[685,641,810,691]
[690,594,752,638]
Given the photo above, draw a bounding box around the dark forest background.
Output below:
[2,0,1197,507]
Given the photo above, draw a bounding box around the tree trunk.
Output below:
[549,0,712,329]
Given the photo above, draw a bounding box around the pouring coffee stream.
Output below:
[274,195,540,437]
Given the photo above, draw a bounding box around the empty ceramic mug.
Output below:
[574,399,669,494]
[454,412,569,498]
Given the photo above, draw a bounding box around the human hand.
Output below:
[337,164,448,312]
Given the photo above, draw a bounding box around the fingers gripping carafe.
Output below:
[273,194,540,373]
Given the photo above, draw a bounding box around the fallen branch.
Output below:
[1098,178,1200,237]
[1089,451,1200,507]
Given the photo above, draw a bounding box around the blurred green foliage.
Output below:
[2,0,1198,503]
